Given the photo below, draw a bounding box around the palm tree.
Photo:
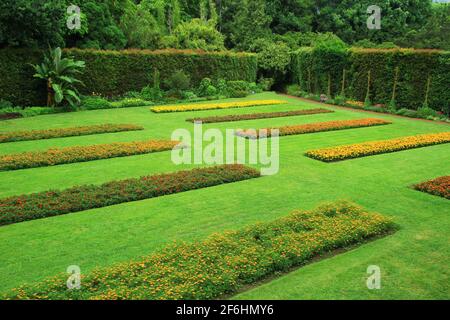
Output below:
[32,47,85,108]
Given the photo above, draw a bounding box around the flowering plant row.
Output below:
[186,108,334,124]
[4,201,396,300]
[305,132,450,162]
[150,100,288,113]
[0,165,260,226]
[235,118,391,139]
[0,124,144,143]
[414,176,449,200]
[0,139,179,171]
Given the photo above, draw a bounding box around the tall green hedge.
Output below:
[0,48,258,106]
[291,48,450,114]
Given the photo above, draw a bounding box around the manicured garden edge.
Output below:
[0,164,260,226]
[186,108,334,123]
[305,132,450,162]
[413,176,449,200]
[3,201,396,300]
[0,139,180,171]
[0,124,144,143]
[150,100,288,113]
[235,118,391,139]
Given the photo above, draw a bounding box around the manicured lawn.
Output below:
[0,92,449,299]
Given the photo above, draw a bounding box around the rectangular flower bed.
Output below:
[0,139,179,171]
[305,132,450,162]
[150,100,288,113]
[186,108,334,123]
[236,118,391,139]
[0,124,144,143]
[3,201,396,300]
[414,176,449,200]
[0,164,260,226]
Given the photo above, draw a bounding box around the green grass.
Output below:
[0,92,449,299]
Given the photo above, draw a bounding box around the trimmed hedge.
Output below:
[186,108,334,123]
[236,118,391,139]
[0,139,179,171]
[0,124,144,143]
[0,48,258,106]
[4,201,395,300]
[291,48,450,114]
[0,164,260,226]
[414,176,450,200]
[305,132,450,162]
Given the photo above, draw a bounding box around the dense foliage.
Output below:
[4,201,396,300]
[0,48,257,106]
[0,164,260,226]
[305,132,450,162]
[1,1,448,51]
[291,48,450,114]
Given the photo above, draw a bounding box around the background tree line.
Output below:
[0,0,449,52]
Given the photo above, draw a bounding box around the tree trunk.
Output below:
[47,79,54,107]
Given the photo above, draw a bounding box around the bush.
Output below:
[236,118,391,139]
[396,108,419,118]
[0,99,13,108]
[0,48,258,106]
[0,124,143,144]
[164,70,191,96]
[0,139,178,172]
[3,201,396,300]
[110,98,153,108]
[305,132,450,162]
[0,165,260,226]
[80,96,111,110]
[197,78,213,97]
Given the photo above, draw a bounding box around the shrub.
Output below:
[19,107,58,117]
[229,90,248,98]
[0,48,257,106]
[80,96,111,110]
[187,109,334,124]
[110,98,153,108]
[0,124,144,144]
[305,132,450,162]
[3,201,396,300]
[164,70,191,97]
[0,139,179,172]
[227,80,250,97]
[414,176,450,200]
[0,165,260,226]
[0,99,13,108]
[150,100,288,113]
[236,118,391,139]
[396,108,419,118]
[197,78,213,97]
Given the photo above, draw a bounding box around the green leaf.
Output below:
[52,84,63,103]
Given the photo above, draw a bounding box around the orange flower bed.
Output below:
[0,124,144,143]
[414,176,450,200]
[235,118,391,139]
[0,139,179,171]
[305,132,450,162]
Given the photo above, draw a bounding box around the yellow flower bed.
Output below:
[305,132,450,162]
[0,140,179,171]
[150,100,288,113]
[4,201,395,300]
